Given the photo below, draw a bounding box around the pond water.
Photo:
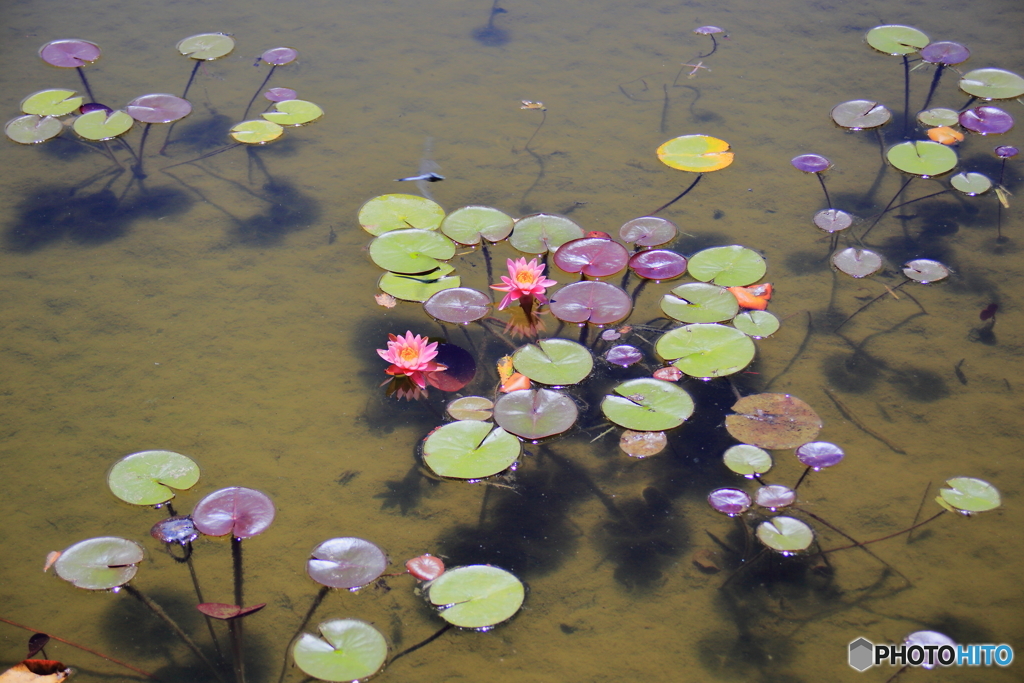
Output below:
[0,0,1022,681]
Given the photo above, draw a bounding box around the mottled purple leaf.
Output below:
[126,94,192,124]
[39,39,101,68]
[493,388,578,440]
[554,237,629,278]
[694,26,724,35]
[425,343,476,392]
[795,441,845,470]
[920,41,970,65]
[192,487,275,538]
[605,345,643,367]
[548,281,632,325]
[708,488,751,516]
[424,287,491,323]
[628,249,688,281]
[618,216,677,247]
[813,209,853,233]
[755,485,796,510]
[959,106,1014,135]
[262,47,298,65]
[995,145,1019,159]
[264,87,297,102]
[791,154,831,173]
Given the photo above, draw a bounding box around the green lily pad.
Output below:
[937,477,1001,513]
[723,444,772,476]
[230,120,284,144]
[446,396,494,421]
[369,229,456,274]
[508,214,585,254]
[865,25,929,55]
[107,450,201,505]
[5,115,63,144]
[427,565,525,629]
[656,134,734,172]
[262,99,323,126]
[422,421,521,479]
[54,537,144,590]
[601,378,695,431]
[21,89,83,117]
[686,246,766,286]
[176,33,236,61]
[73,109,134,141]
[887,141,957,177]
[292,619,388,683]
[656,323,756,378]
[493,388,578,440]
[918,108,959,127]
[950,172,992,196]
[756,517,814,554]
[958,68,1024,100]
[661,282,739,323]
[359,194,445,235]
[512,338,593,386]
[733,310,780,338]
[378,264,460,302]
[441,206,515,244]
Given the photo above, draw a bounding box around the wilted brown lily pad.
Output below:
[725,393,822,449]
[619,430,667,457]
[197,602,266,620]
[0,660,72,683]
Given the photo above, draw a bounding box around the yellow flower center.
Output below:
[398,346,420,363]
[515,270,537,286]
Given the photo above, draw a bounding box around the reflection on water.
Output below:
[0,0,1022,682]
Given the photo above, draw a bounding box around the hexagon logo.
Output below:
[849,637,874,671]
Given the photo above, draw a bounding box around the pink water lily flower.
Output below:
[377,331,446,390]
[491,257,558,311]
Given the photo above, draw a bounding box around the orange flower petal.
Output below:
[728,285,770,310]
[927,126,964,145]
[500,372,531,393]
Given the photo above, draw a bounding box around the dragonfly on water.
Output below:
[395,137,444,200]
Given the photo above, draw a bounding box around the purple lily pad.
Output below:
[708,488,751,516]
[548,281,632,325]
[554,237,629,278]
[192,487,275,539]
[493,388,578,440]
[306,537,388,589]
[425,343,477,392]
[755,485,796,510]
[628,249,688,281]
[424,287,491,323]
[694,26,724,35]
[959,106,1014,135]
[261,47,298,66]
[791,154,831,173]
[795,441,845,470]
[39,39,101,68]
[813,209,853,233]
[995,145,1019,159]
[618,216,678,247]
[79,102,112,115]
[126,94,192,124]
[264,87,297,102]
[920,41,970,65]
[605,345,643,367]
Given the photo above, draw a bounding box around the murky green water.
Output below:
[1,0,1022,681]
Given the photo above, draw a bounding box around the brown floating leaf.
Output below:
[724,393,823,449]
[691,549,722,574]
[619,429,667,457]
[0,660,73,683]
[196,602,267,620]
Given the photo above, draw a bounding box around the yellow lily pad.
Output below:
[657,134,734,172]
[176,33,235,61]
[261,100,324,126]
[21,89,83,117]
[73,109,133,141]
[230,119,284,144]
